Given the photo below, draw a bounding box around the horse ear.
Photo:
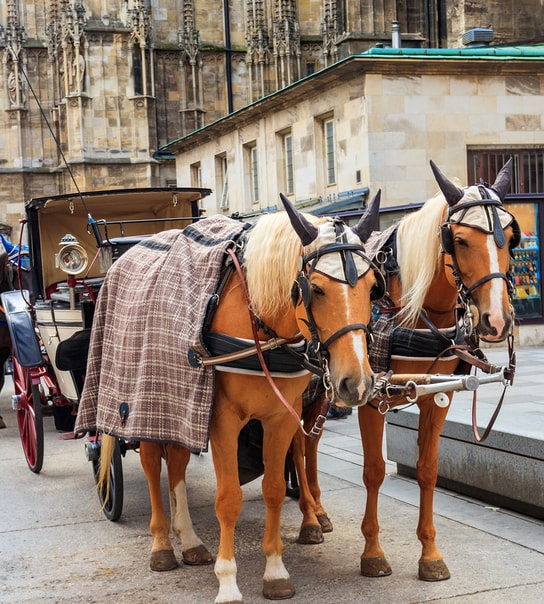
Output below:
[491,157,513,201]
[430,160,464,207]
[279,193,319,246]
[351,189,381,243]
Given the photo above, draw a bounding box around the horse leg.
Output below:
[415,400,451,581]
[164,444,213,566]
[261,418,298,600]
[210,410,246,604]
[139,441,178,571]
[358,404,392,577]
[291,428,323,544]
[295,399,332,544]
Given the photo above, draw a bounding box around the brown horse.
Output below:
[91,193,383,603]
[292,160,520,577]
[359,160,518,580]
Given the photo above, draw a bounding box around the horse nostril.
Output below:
[480,312,498,336]
[339,375,354,395]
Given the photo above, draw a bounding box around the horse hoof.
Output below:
[297,524,324,544]
[360,556,392,577]
[182,544,214,566]
[316,513,333,533]
[418,559,450,581]
[150,549,178,571]
[263,578,295,600]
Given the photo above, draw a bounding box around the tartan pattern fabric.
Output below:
[75,216,246,452]
[369,297,397,373]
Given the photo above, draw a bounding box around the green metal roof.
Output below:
[360,44,544,60]
[161,43,544,152]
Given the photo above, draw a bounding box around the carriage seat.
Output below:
[101,236,150,262]
[0,290,43,368]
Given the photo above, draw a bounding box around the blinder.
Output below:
[440,217,521,255]
[371,267,387,301]
[291,273,312,308]
[291,265,386,308]
[440,183,521,256]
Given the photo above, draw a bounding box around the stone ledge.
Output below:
[386,410,544,520]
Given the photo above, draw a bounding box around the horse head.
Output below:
[279,192,382,405]
[431,159,519,342]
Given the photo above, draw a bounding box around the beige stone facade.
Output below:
[1,1,543,238]
[164,49,544,217]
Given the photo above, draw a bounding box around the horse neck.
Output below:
[389,263,459,330]
[420,262,459,328]
[211,271,301,340]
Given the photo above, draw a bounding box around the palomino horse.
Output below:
[358,159,519,581]
[291,160,520,573]
[92,193,383,603]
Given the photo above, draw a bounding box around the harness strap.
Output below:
[196,335,303,367]
[226,247,312,437]
[463,272,510,298]
[470,333,516,442]
[321,323,369,350]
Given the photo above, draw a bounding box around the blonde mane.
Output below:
[396,193,446,326]
[243,211,324,320]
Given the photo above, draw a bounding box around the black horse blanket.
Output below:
[74,216,246,452]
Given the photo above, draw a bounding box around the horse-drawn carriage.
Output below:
[1,186,210,517]
[1,159,521,602]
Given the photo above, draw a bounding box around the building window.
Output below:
[468,148,544,194]
[249,144,259,203]
[215,154,229,209]
[324,118,336,185]
[190,162,201,188]
[284,134,294,195]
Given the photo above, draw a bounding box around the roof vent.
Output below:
[462,27,494,47]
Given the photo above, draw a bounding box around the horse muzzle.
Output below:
[333,371,375,406]
[477,307,515,342]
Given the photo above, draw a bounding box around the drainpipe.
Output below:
[223,0,233,114]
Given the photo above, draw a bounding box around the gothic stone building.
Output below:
[1,0,543,236]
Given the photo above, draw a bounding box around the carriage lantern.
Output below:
[56,234,88,276]
[56,234,88,309]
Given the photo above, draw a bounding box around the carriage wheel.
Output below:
[91,436,124,522]
[11,355,44,474]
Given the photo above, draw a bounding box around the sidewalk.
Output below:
[0,346,543,603]
[319,344,544,552]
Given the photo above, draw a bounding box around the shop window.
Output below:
[505,201,542,319]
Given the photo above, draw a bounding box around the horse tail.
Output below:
[97,434,116,507]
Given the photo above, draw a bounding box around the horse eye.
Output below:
[312,284,325,296]
[455,237,469,248]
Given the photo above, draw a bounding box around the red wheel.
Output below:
[11,352,44,473]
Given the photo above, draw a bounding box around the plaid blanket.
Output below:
[74,216,246,452]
